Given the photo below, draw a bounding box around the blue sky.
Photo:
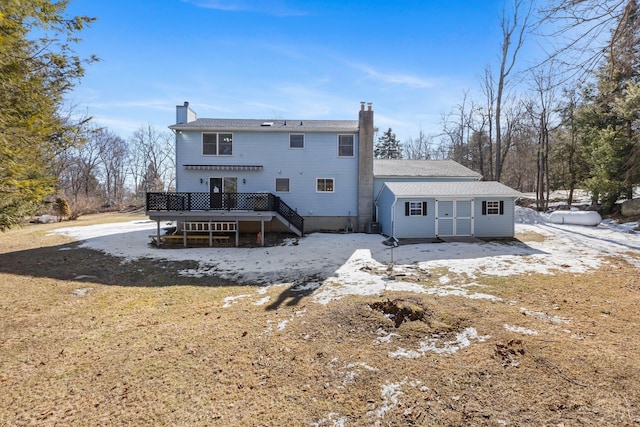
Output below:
[64,0,535,142]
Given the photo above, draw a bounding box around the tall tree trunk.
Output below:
[495,0,530,182]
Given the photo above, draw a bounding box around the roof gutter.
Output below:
[169,125,360,133]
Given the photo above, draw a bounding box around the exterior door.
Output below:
[436,199,474,237]
[210,178,222,209]
[436,200,454,236]
[455,200,473,236]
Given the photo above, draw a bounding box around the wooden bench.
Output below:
[149,234,230,247]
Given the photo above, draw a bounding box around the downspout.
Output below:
[172,129,179,192]
[390,197,397,238]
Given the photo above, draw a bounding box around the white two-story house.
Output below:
[146,102,375,243]
[146,101,522,246]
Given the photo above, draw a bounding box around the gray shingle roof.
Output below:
[383,181,523,198]
[374,159,482,179]
[170,118,359,132]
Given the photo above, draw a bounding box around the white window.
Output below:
[289,134,304,149]
[202,133,233,156]
[405,201,426,216]
[486,201,500,215]
[338,134,354,157]
[316,178,334,192]
[409,201,423,216]
[275,178,290,192]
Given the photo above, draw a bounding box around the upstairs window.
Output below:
[338,134,354,157]
[202,133,233,156]
[316,178,334,192]
[203,133,217,155]
[289,134,304,149]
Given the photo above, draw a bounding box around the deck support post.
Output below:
[235,219,239,247]
[183,227,187,247]
[260,217,265,247]
[156,221,161,247]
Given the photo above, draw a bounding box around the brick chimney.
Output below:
[176,101,196,124]
[357,102,374,232]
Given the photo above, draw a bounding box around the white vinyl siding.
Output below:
[475,199,513,238]
[176,130,358,217]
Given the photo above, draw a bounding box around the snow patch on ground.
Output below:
[51,208,640,304]
[388,327,490,359]
[222,294,251,308]
[504,324,539,335]
[368,378,425,419]
[376,328,401,344]
[520,307,570,324]
[48,209,640,424]
[312,412,347,427]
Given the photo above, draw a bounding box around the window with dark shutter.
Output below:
[405,201,424,216]
[483,200,502,215]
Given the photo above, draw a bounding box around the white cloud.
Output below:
[183,0,308,17]
[351,63,436,89]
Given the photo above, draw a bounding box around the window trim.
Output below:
[405,201,428,216]
[316,177,335,193]
[202,133,218,156]
[275,177,290,193]
[289,133,305,149]
[337,134,354,157]
[202,132,233,156]
[482,200,504,215]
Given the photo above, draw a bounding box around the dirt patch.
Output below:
[369,298,431,328]
[515,230,547,242]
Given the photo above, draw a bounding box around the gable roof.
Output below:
[170,118,359,132]
[374,159,482,179]
[383,181,523,198]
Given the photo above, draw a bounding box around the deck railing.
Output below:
[146,192,304,234]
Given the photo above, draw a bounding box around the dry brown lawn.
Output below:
[1,213,639,426]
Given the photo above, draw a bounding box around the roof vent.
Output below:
[261,122,274,127]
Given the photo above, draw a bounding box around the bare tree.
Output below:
[500,107,537,192]
[480,66,496,180]
[538,0,636,80]
[528,65,558,210]
[500,96,528,178]
[440,91,483,167]
[403,129,435,160]
[495,0,532,182]
[95,129,128,207]
[128,125,175,204]
[58,131,104,212]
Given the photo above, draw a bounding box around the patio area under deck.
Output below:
[145,192,304,247]
[147,210,277,247]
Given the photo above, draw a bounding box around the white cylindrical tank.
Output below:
[548,210,602,226]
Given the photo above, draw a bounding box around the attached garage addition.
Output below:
[376,181,523,239]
